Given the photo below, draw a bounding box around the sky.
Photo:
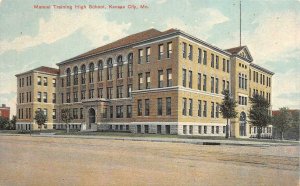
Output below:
[0,0,299,117]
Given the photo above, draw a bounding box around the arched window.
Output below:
[117,55,123,79]
[66,68,71,86]
[98,60,103,82]
[127,53,133,77]
[107,58,113,80]
[81,64,86,84]
[89,63,94,83]
[73,66,78,85]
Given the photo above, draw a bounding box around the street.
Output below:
[0,135,299,186]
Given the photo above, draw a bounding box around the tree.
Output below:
[34,110,47,131]
[9,115,17,130]
[61,108,73,133]
[272,107,292,140]
[249,94,271,139]
[0,116,10,129]
[220,90,238,138]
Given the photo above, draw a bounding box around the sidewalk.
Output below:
[1,133,298,147]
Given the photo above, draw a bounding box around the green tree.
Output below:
[249,94,271,139]
[220,90,238,138]
[9,115,17,130]
[0,116,10,129]
[272,107,292,140]
[61,108,73,133]
[34,110,47,131]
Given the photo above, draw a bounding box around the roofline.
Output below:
[250,63,274,75]
[15,69,59,77]
[56,30,181,66]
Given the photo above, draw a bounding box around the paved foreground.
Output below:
[0,135,299,186]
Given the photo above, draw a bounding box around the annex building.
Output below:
[15,28,274,138]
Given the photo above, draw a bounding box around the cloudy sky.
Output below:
[0,0,299,117]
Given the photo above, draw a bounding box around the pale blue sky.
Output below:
[0,0,299,116]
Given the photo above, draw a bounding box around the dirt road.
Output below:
[0,135,299,186]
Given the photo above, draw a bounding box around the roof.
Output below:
[15,66,59,77]
[225,46,246,54]
[250,63,274,75]
[59,28,178,65]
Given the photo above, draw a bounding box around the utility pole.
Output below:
[240,0,242,46]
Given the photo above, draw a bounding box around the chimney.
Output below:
[2,104,6,107]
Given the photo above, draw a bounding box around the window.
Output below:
[61,79,64,87]
[189,126,193,134]
[117,86,123,98]
[81,65,86,84]
[53,78,56,87]
[146,72,151,89]
[98,61,103,81]
[216,56,219,69]
[98,88,103,98]
[198,126,202,134]
[66,92,70,103]
[211,54,214,68]
[117,56,123,78]
[183,125,187,134]
[182,98,187,116]
[138,73,143,90]
[203,51,207,65]
[197,73,201,90]
[158,44,164,60]
[198,100,202,117]
[211,102,215,118]
[52,109,56,119]
[167,69,172,87]
[223,126,226,134]
[158,70,163,88]
[127,105,132,118]
[222,80,226,92]
[198,48,202,63]
[81,90,86,100]
[182,69,187,87]
[73,108,78,119]
[66,68,71,86]
[138,100,142,116]
[37,76,41,85]
[222,59,226,72]
[89,89,94,99]
[211,77,214,93]
[52,93,56,103]
[73,92,78,102]
[211,126,215,134]
[29,76,32,86]
[203,101,207,117]
[107,58,113,80]
[204,126,207,134]
[226,60,230,73]
[157,98,162,116]
[127,84,132,97]
[128,53,133,77]
[188,70,192,88]
[166,97,171,115]
[22,78,24,87]
[43,109,48,117]
[61,93,64,104]
[188,44,193,60]
[116,106,123,118]
[260,74,262,84]
[138,49,143,64]
[146,47,150,62]
[145,99,150,116]
[189,99,193,116]
[110,106,113,118]
[215,78,219,94]
[102,108,107,118]
[203,74,207,91]
[107,87,113,99]
[216,103,219,118]
[167,42,172,58]
[37,92,41,102]
[182,42,187,58]
[226,81,230,90]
